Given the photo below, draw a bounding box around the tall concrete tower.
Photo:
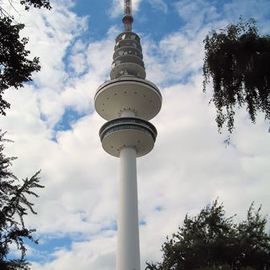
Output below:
[94,1,162,269]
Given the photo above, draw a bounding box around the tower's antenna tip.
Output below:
[122,0,133,32]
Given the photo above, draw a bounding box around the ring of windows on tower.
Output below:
[116,32,140,43]
[111,31,146,79]
[113,47,143,59]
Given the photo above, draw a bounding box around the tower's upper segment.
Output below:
[123,0,133,32]
[94,0,162,122]
[111,0,145,80]
[110,32,145,80]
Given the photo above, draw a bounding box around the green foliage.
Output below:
[0,17,40,115]
[0,131,44,270]
[20,0,51,10]
[203,19,270,133]
[0,0,51,116]
[0,1,50,268]
[146,200,270,270]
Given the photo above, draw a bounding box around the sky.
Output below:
[0,0,270,269]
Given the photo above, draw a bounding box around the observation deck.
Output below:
[99,117,157,157]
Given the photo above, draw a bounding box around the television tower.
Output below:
[94,1,162,269]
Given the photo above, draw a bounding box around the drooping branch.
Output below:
[203,18,270,133]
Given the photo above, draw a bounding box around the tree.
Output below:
[203,19,270,133]
[0,1,50,268]
[146,200,270,270]
[0,0,51,115]
[0,132,44,270]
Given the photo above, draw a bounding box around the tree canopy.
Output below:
[0,0,51,115]
[146,200,270,270]
[203,19,270,133]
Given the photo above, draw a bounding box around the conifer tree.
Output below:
[0,132,44,269]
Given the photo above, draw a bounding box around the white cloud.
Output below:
[174,0,220,33]
[32,236,116,270]
[149,0,168,13]
[141,25,209,86]
[223,0,270,32]
[0,0,270,269]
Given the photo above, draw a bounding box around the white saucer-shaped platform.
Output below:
[95,76,162,121]
[99,117,157,157]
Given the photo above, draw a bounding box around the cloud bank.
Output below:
[0,0,269,269]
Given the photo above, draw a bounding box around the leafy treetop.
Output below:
[146,200,270,270]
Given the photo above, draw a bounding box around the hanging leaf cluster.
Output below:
[203,19,270,133]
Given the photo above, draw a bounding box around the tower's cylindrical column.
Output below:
[117,146,140,270]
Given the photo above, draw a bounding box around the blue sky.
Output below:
[0,0,270,269]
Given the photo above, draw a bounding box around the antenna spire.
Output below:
[122,0,133,32]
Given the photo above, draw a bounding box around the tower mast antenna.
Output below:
[122,0,133,32]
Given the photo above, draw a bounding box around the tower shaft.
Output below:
[117,146,140,270]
